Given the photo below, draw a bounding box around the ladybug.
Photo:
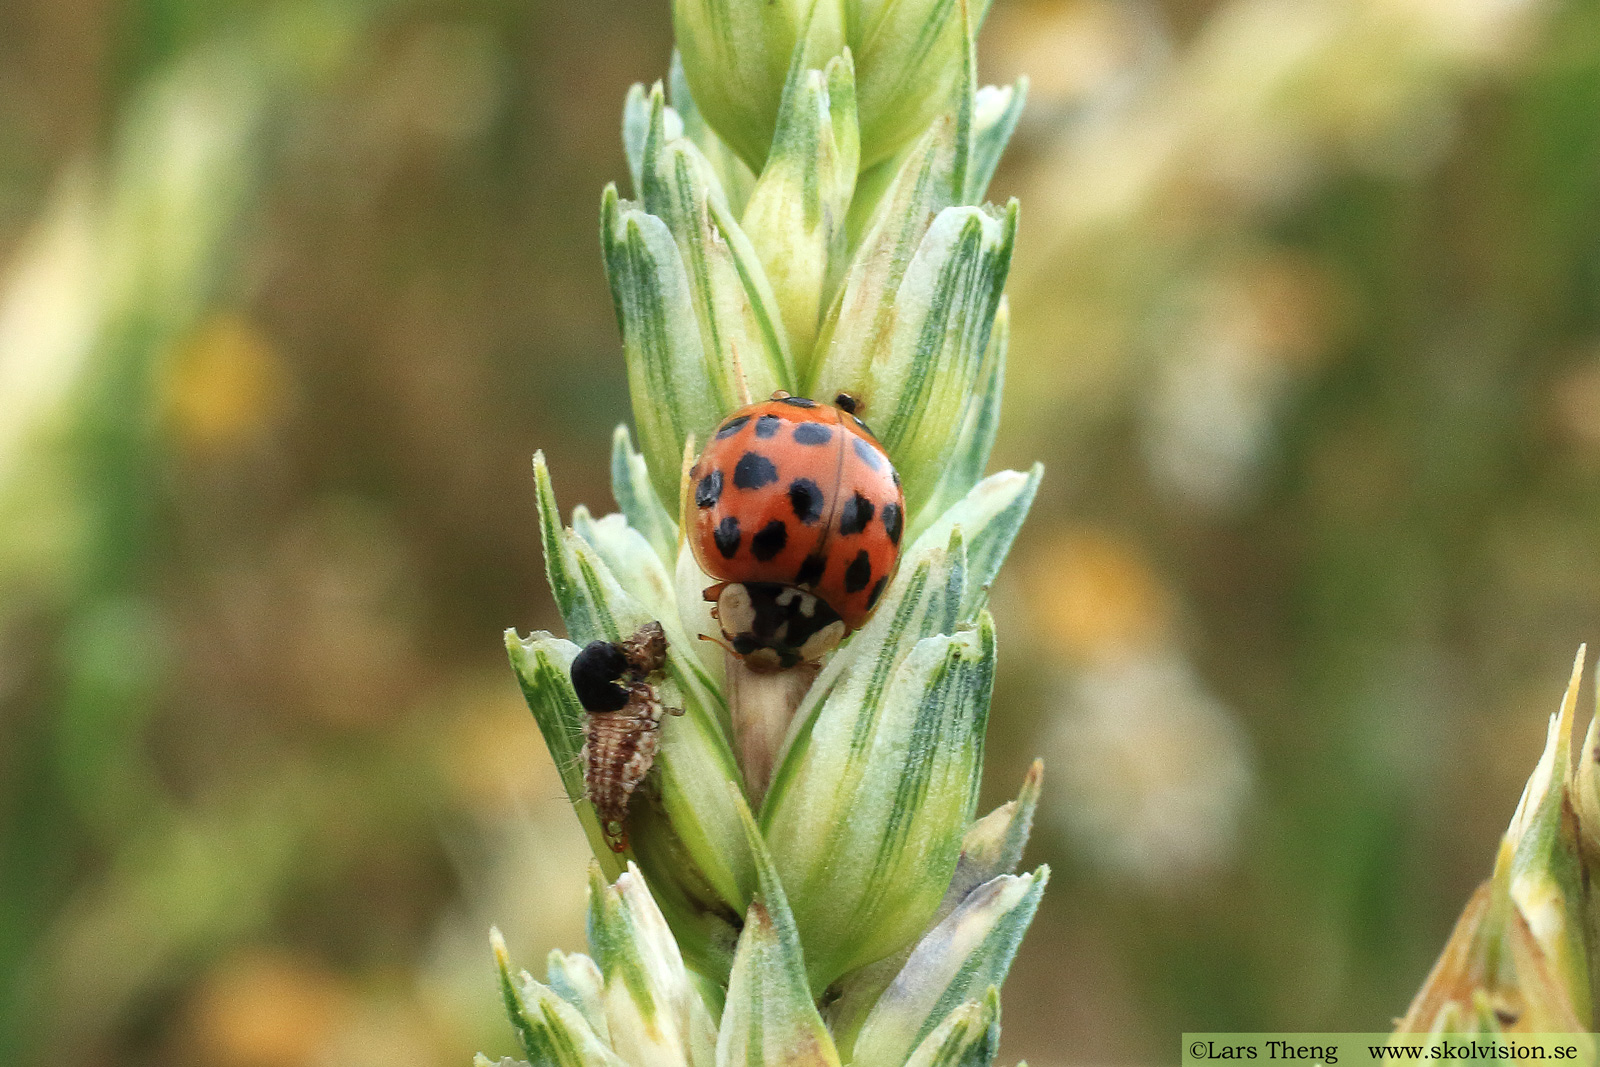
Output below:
[687,392,905,672]
[570,622,681,852]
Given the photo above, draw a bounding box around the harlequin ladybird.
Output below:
[571,622,681,852]
[687,392,905,672]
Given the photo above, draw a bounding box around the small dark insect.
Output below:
[570,622,681,852]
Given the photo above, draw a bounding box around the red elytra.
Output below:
[687,393,905,671]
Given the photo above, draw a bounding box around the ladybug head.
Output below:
[712,581,847,673]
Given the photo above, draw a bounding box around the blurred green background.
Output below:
[5,0,1600,1063]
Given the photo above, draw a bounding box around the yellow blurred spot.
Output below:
[1022,528,1173,662]
[166,313,286,453]
[1551,358,1600,459]
[1213,253,1339,372]
[444,683,561,815]
[185,950,355,1067]
[986,0,1145,105]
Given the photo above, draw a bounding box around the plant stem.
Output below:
[724,651,815,805]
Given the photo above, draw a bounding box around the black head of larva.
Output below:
[571,640,630,713]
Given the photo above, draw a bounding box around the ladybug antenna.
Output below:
[697,632,739,657]
[834,392,860,415]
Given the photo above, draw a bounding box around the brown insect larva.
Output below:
[569,622,681,851]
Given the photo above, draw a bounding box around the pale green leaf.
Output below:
[823,760,1041,1055]
[625,82,684,200]
[572,507,679,625]
[1504,648,1591,1025]
[944,759,1041,913]
[851,0,985,169]
[588,863,720,1067]
[718,788,841,1067]
[768,470,1035,799]
[841,150,901,252]
[898,988,1001,1067]
[600,187,716,505]
[742,50,860,357]
[907,465,1041,617]
[669,50,757,216]
[917,297,1007,530]
[967,80,1025,204]
[493,929,628,1067]
[763,613,997,991]
[547,950,611,1047]
[611,423,679,567]
[774,466,1036,779]
[854,200,1018,516]
[808,108,967,400]
[853,869,1042,1067]
[671,0,844,171]
[674,539,729,681]
[639,84,795,399]
[717,903,842,1067]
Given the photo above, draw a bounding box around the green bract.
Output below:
[671,0,995,172]
[491,2,1041,1064]
[741,50,860,356]
[1396,651,1600,1039]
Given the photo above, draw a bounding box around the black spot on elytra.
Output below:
[866,576,887,611]
[788,478,823,525]
[716,414,751,439]
[795,554,826,587]
[750,520,788,561]
[793,422,833,446]
[755,414,781,438]
[715,516,741,558]
[839,492,875,535]
[695,469,723,509]
[845,550,873,593]
[852,436,886,470]
[779,396,818,408]
[733,452,778,490]
[880,501,903,545]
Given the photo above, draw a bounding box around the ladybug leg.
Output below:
[702,581,728,604]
